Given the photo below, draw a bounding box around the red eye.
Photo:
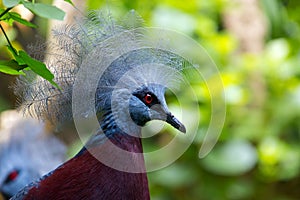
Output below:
[8,170,19,181]
[144,94,153,104]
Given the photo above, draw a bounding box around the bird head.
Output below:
[0,110,66,199]
[129,84,186,133]
[15,10,188,138]
[96,48,187,136]
[0,165,39,199]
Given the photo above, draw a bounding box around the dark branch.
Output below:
[0,7,13,18]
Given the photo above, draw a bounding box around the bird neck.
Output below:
[100,109,141,139]
[15,110,150,200]
[81,108,144,156]
[19,137,150,200]
[73,109,150,199]
[100,109,120,138]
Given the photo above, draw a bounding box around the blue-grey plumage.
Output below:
[12,9,187,200]
[14,10,186,127]
[0,110,66,199]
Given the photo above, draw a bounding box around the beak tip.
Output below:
[165,113,186,134]
[179,125,186,133]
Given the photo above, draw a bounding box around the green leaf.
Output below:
[0,65,25,75]
[18,50,59,88]
[0,10,13,25]
[64,0,74,6]
[0,17,14,26]
[0,60,27,75]
[6,45,19,58]
[1,11,37,28]
[3,0,20,8]
[9,12,37,28]
[6,47,59,88]
[0,59,26,70]
[21,1,65,20]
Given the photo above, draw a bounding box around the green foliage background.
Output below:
[1,0,300,199]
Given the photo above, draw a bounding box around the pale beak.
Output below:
[150,104,186,133]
